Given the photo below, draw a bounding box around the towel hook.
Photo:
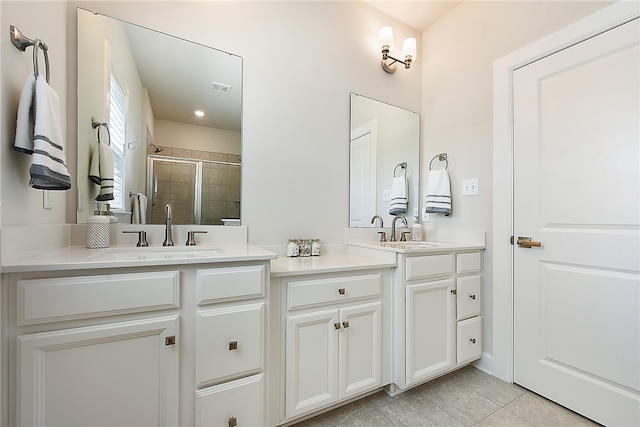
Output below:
[394,162,407,177]
[92,118,111,146]
[429,153,448,170]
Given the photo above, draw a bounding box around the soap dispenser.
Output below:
[86,202,110,248]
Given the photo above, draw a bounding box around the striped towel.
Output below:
[14,75,71,190]
[89,138,115,201]
[425,169,452,216]
[389,175,408,215]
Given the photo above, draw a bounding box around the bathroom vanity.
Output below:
[1,232,276,427]
[1,226,485,427]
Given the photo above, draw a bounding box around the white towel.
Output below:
[389,175,408,215]
[14,74,35,153]
[89,138,115,201]
[15,75,71,190]
[425,169,452,216]
[132,193,147,224]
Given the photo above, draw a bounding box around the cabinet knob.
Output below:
[342,321,350,328]
[228,416,237,427]
[451,289,457,295]
[165,335,176,346]
[338,288,346,295]
[469,294,476,300]
[229,341,238,351]
[334,322,341,330]
[470,338,477,344]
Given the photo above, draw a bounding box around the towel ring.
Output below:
[429,153,448,170]
[394,162,407,177]
[32,39,50,84]
[91,118,111,146]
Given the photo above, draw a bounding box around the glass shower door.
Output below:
[147,157,200,225]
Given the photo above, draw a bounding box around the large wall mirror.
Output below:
[349,93,420,227]
[77,9,242,225]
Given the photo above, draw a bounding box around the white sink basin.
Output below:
[87,246,224,261]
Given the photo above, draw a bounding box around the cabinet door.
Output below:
[339,302,381,400]
[406,279,455,385]
[18,315,179,427]
[196,303,264,386]
[195,373,264,427]
[286,309,339,419]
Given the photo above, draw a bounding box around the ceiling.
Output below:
[367,0,462,31]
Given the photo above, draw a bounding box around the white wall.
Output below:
[1,1,422,248]
[420,0,614,373]
[1,1,69,226]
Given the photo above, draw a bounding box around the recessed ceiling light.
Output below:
[194,110,205,117]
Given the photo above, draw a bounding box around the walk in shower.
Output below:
[147,155,240,225]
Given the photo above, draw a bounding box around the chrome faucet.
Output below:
[370,215,384,228]
[390,215,408,242]
[163,204,174,246]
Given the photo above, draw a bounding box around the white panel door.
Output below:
[339,302,381,399]
[405,279,455,385]
[285,309,339,418]
[18,316,179,427]
[349,123,377,227]
[513,17,640,426]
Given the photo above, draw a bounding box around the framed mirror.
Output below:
[349,93,420,227]
[77,9,242,225]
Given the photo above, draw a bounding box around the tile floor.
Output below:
[291,366,601,427]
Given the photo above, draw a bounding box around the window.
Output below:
[108,71,126,211]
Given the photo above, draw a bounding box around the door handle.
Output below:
[517,236,542,248]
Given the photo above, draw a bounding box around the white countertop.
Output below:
[271,253,397,277]
[1,244,277,273]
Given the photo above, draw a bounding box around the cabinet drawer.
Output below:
[195,374,264,427]
[457,316,482,365]
[196,303,264,386]
[456,252,482,275]
[197,265,265,305]
[456,275,482,320]
[405,254,453,281]
[17,271,180,325]
[286,273,381,311]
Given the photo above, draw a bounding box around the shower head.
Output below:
[149,142,164,153]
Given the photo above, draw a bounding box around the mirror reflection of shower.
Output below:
[149,142,164,153]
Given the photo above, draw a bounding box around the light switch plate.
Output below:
[43,190,53,209]
[462,178,479,196]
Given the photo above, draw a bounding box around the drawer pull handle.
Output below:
[165,335,176,346]
[342,321,350,328]
[469,294,476,300]
[338,288,346,295]
[470,338,477,344]
[229,341,238,351]
[334,322,341,330]
[229,416,238,427]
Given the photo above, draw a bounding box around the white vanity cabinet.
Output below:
[6,270,181,427]
[2,256,273,427]
[268,255,394,426]
[284,273,383,419]
[393,250,483,390]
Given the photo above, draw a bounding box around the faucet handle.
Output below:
[400,231,411,242]
[123,230,149,247]
[377,231,387,242]
[186,230,208,246]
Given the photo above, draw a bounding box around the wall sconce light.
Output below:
[379,27,417,74]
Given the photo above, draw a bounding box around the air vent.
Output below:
[211,81,232,94]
